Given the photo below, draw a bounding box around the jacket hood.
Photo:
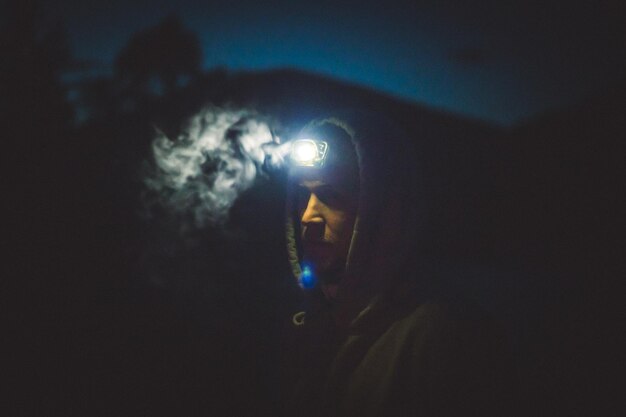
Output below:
[286,111,422,323]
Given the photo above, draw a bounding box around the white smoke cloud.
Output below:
[144,106,290,227]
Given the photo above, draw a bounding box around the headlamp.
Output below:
[290,139,329,168]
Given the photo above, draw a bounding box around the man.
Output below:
[281,113,516,417]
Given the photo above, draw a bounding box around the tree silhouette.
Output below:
[115,15,202,98]
[76,76,120,123]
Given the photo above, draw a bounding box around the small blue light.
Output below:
[300,263,317,289]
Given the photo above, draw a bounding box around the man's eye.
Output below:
[316,187,342,206]
[296,186,311,210]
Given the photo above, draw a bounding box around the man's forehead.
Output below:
[290,165,357,187]
[299,179,324,186]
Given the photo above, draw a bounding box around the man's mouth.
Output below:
[301,223,325,242]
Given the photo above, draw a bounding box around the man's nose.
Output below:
[301,194,325,241]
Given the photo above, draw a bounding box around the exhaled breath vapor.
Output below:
[144,107,290,228]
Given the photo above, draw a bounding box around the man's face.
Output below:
[293,160,359,281]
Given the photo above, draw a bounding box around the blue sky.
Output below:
[49,0,625,125]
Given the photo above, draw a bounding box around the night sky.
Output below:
[45,0,626,124]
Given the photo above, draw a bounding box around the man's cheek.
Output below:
[336,217,353,242]
[325,227,342,244]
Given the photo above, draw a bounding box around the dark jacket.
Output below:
[282,113,516,417]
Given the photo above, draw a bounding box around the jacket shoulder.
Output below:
[398,302,518,416]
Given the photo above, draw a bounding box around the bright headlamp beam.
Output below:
[293,141,317,163]
[290,139,329,167]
